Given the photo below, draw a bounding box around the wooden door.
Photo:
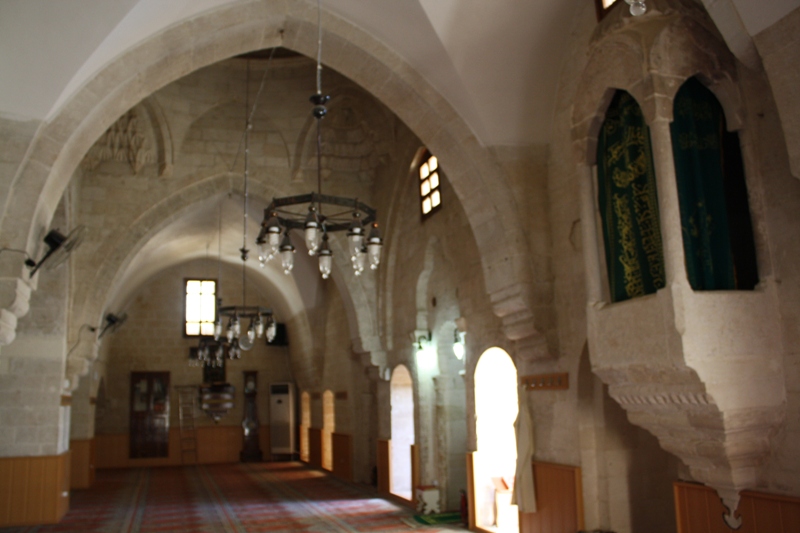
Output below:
[130,372,170,458]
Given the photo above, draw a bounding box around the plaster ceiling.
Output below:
[3,0,795,146]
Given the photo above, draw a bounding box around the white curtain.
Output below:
[512,386,536,512]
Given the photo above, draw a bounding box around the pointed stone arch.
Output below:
[0,0,538,369]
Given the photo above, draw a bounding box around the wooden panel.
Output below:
[331,432,352,481]
[196,425,242,464]
[519,461,583,533]
[466,452,477,531]
[309,427,323,469]
[299,424,310,462]
[258,425,270,460]
[0,453,69,527]
[97,426,245,469]
[377,440,391,495]
[70,438,95,489]
[674,481,800,533]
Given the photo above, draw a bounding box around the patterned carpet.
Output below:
[2,462,462,533]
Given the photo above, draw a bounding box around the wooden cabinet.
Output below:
[129,372,170,458]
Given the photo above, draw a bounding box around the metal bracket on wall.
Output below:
[520,373,569,391]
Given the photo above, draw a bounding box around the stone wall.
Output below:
[94,259,292,435]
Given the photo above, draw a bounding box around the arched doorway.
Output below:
[322,390,335,471]
[390,364,415,500]
[474,348,518,533]
[300,391,311,463]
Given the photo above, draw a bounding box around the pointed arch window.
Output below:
[670,77,758,290]
[597,90,666,302]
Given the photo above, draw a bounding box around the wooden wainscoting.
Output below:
[308,427,323,469]
[96,426,245,469]
[69,438,95,489]
[299,424,309,462]
[0,452,70,527]
[332,432,353,482]
[377,439,391,495]
[466,452,478,531]
[674,481,800,533]
[258,426,270,459]
[196,426,243,464]
[519,461,584,533]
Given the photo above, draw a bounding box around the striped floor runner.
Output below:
[2,462,460,533]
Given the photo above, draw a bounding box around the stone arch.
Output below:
[0,0,535,366]
[63,174,317,389]
[571,0,743,165]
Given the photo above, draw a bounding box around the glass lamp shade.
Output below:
[247,323,256,343]
[367,223,382,270]
[353,247,366,276]
[318,235,332,279]
[260,212,283,255]
[347,214,364,259]
[305,226,320,255]
[213,319,223,341]
[238,335,254,351]
[630,1,646,15]
[215,345,225,360]
[257,242,273,265]
[280,232,295,274]
[266,319,277,343]
[319,253,332,279]
[226,322,235,343]
[254,315,265,338]
[453,340,465,360]
[304,207,321,255]
[231,316,241,337]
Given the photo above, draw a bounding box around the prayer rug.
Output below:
[1,462,464,533]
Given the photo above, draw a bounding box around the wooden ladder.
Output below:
[176,386,199,464]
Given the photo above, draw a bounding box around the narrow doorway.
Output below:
[474,348,518,533]
[390,364,415,500]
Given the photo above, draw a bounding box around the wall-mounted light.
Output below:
[414,330,436,370]
[452,328,466,360]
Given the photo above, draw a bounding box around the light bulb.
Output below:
[214,318,222,341]
[231,316,241,337]
[630,1,646,16]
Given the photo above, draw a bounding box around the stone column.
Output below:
[0,258,71,526]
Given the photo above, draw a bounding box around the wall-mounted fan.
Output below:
[28,225,87,276]
[98,312,128,339]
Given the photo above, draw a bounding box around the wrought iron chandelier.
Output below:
[256,0,383,279]
[193,65,277,368]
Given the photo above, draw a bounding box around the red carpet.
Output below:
[2,462,460,533]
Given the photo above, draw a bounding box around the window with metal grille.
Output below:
[419,152,441,218]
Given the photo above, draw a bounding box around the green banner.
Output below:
[671,78,738,290]
[597,91,666,302]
